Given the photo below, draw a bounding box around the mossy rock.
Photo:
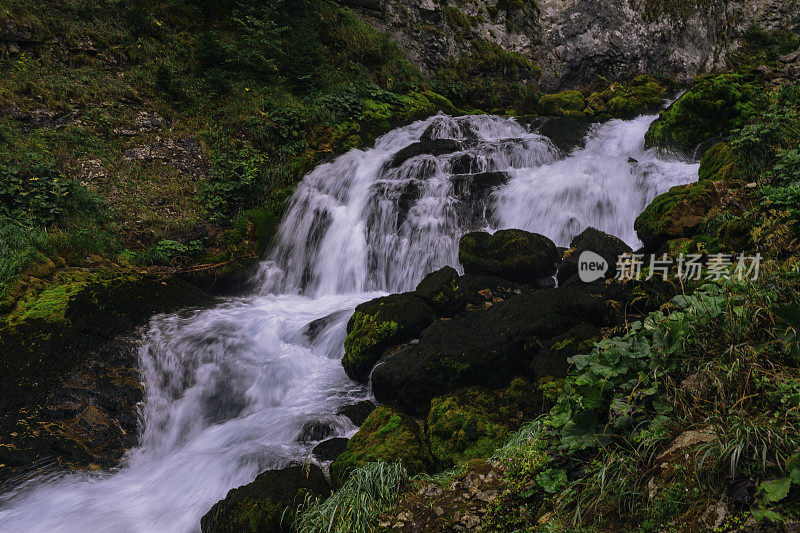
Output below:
[538,90,586,117]
[342,293,436,382]
[426,379,541,468]
[458,229,558,284]
[329,406,432,486]
[372,286,610,416]
[0,270,213,413]
[698,142,738,182]
[634,181,721,251]
[588,79,665,119]
[414,266,464,317]
[200,464,331,533]
[644,73,761,151]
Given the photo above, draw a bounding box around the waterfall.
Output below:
[0,113,698,532]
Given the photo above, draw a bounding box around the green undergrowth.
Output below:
[0,0,471,300]
[294,461,408,533]
[483,272,800,530]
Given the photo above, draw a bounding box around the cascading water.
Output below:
[0,112,698,532]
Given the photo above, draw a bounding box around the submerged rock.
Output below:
[342,292,436,383]
[458,229,558,285]
[329,406,432,486]
[388,138,462,168]
[200,464,331,533]
[523,115,593,153]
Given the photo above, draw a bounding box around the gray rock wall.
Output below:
[343,0,799,90]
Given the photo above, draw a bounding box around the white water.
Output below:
[0,113,698,532]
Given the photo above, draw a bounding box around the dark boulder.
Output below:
[371,286,608,416]
[414,266,464,317]
[458,229,558,285]
[200,464,331,533]
[634,180,731,252]
[342,292,436,382]
[557,227,632,286]
[312,438,349,462]
[449,171,510,198]
[388,139,461,168]
[455,274,532,309]
[337,400,376,426]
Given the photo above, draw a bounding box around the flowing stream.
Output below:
[0,112,698,532]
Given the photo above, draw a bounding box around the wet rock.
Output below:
[200,464,331,533]
[371,286,609,415]
[389,139,462,168]
[459,229,558,285]
[337,400,376,426]
[297,421,335,443]
[557,227,632,286]
[300,310,350,347]
[450,171,510,200]
[524,115,593,153]
[529,323,600,379]
[0,273,213,484]
[329,406,432,486]
[342,292,436,382]
[312,438,349,462]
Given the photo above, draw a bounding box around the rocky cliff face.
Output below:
[344,0,798,90]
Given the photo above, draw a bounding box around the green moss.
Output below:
[342,293,436,382]
[584,78,665,119]
[644,73,762,150]
[634,181,718,250]
[443,6,474,34]
[330,406,432,486]
[342,312,399,381]
[538,90,586,117]
[698,142,738,182]
[426,380,540,468]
